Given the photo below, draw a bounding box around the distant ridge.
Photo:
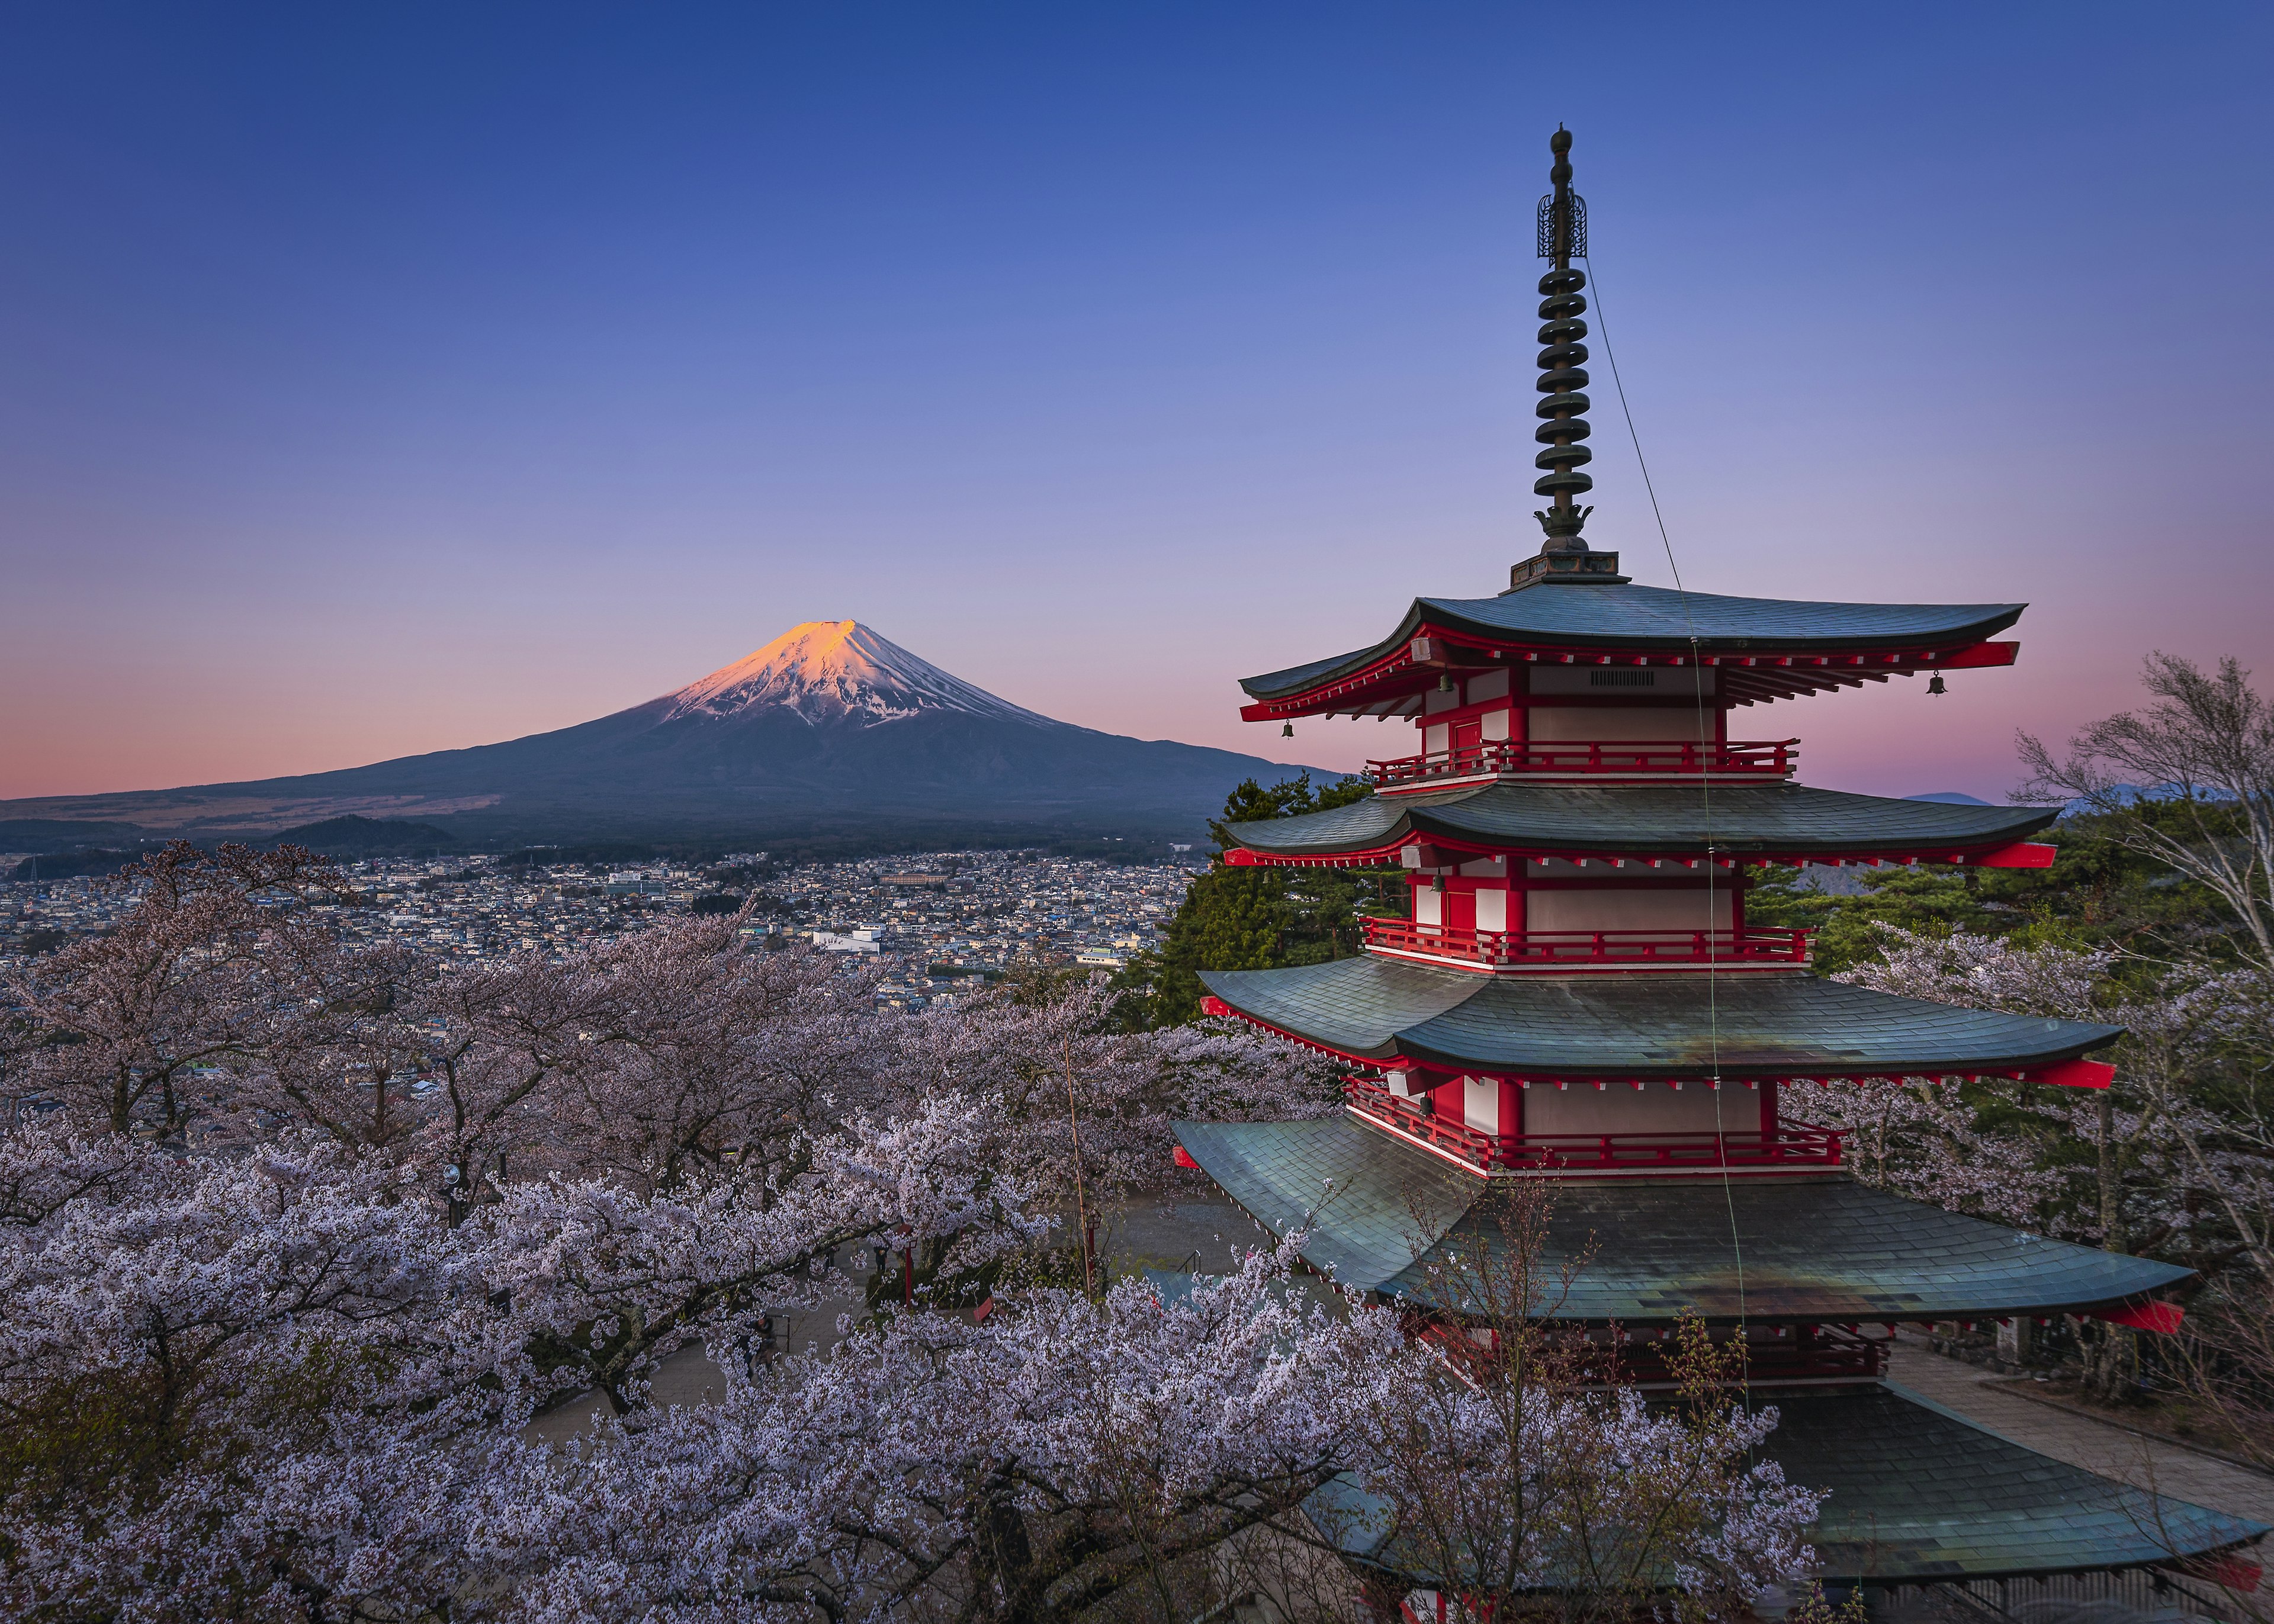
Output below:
[0,621,1331,850]
[275,815,459,853]
[1906,792,1994,806]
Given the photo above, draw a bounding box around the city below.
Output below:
[0,847,1207,1005]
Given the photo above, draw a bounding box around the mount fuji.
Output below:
[660,621,1058,729]
[0,622,1329,851]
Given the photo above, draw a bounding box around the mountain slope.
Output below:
[0,622,1332,845]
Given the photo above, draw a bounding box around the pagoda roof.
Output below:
[1771,1385,2267,1580]
[1197,956,2121,1079]
[1242,585,2025,702]
[1223,781,2055,864]
[1310,1385,2264,1582]
[1171,1115,2189,1323]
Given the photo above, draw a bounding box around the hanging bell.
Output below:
[1281,723,1294,737]
[1437,672,1454,693]
[1926,674,1947,696]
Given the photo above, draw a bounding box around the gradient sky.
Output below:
[4,4,2270,806]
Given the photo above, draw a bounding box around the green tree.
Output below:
[1114,774,1398,1027]
[1743,808,2230,979]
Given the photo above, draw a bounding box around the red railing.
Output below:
[1363,919,1810,968]
[1344,1078,1842,1172]
[1497,1125,1842,1171]
[1366,738,1796,787]
[1345,1079,1502,1169]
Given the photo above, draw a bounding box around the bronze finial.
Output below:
[1530,127,1595,556]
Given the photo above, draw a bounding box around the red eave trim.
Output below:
[1241,635,2024,720]
[2090,1300,2185,1335]
[1225,844,1414,869]
[2028,1058,2115,1090]
[1975,841,2057,869]
[1939,640,2021,670]
[1198,995,1385,1067]
[1226,840,2058,870]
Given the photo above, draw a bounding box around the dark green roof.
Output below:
[1226,781,2055,860]
[1309,1385,2263,1583]
[1173,1115,2190,1321]
[1771,1385,2266,1580]
[1198,956,2122,1076]
[1242,586,2025,700]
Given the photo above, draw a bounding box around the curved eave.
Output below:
[1239,587,2027,715]
[1173,1116,2191,1324]
[1306,1385,2263,1583]
[1196,956,2123,1080]
[1222,783,2060,864]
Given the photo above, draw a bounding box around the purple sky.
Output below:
[4,5,2270,805]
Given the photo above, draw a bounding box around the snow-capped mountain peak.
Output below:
[661,621,1058,729]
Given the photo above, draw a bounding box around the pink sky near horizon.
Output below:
[3,6,2270,811]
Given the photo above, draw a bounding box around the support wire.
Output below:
[1581,252,1751,1394]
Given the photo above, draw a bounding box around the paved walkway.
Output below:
[1887,1334,2274,1526]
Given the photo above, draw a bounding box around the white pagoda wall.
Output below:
[1525,886,1732,933]
[1527,706,1713,741]
[1523,1084,1748,1137]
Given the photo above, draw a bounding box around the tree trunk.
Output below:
[971,1478,1038,1624]
[2096,1094,2124,1253]
[2082,1320,2140,1405]
[2080,1095,2142,1404]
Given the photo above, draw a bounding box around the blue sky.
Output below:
[4,3,2269,800]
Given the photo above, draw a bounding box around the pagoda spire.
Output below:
[1509,126,1625,591]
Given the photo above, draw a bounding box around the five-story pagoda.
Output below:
[1173,130,2266,1589]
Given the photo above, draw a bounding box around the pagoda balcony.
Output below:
[1364,738,1797,789]
[1362,918,1811,970]
[1344,1078,1843,1175]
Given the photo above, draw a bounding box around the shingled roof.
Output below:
[1242,585,2025,701]
[1197,957,2121,1078]
[1173,1115,2189,1323]
[1308,1384,2264,1581]
[1225,780,2055,861]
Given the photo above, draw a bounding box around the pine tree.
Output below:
[1113,773,1396,1027]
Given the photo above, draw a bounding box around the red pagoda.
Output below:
[1173,130,2266,1591]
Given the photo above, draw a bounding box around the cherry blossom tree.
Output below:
[472,1243,1396,1624]
[1823,925,2274,1274]
[2,865,1822,1621]
[1811,927,2106,1232]
[403,918,906,1221]
[1,842,359,1137]
[0,1103,1822,1623]
[0,1116,496,1619]
[0,1093,1043,1619]
[881,984,1339,1288]
[1821,923,2274,1399]
[1321,1184,1823,1624]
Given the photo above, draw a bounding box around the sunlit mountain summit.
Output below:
[662,621,1056,728]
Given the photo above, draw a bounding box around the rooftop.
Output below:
[1172,1114,2190,1324]
[1239,584,2025,715]
[1309,1383,2263,1582]
[1197,955,2121,1080]
[1223,780,2055,864]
